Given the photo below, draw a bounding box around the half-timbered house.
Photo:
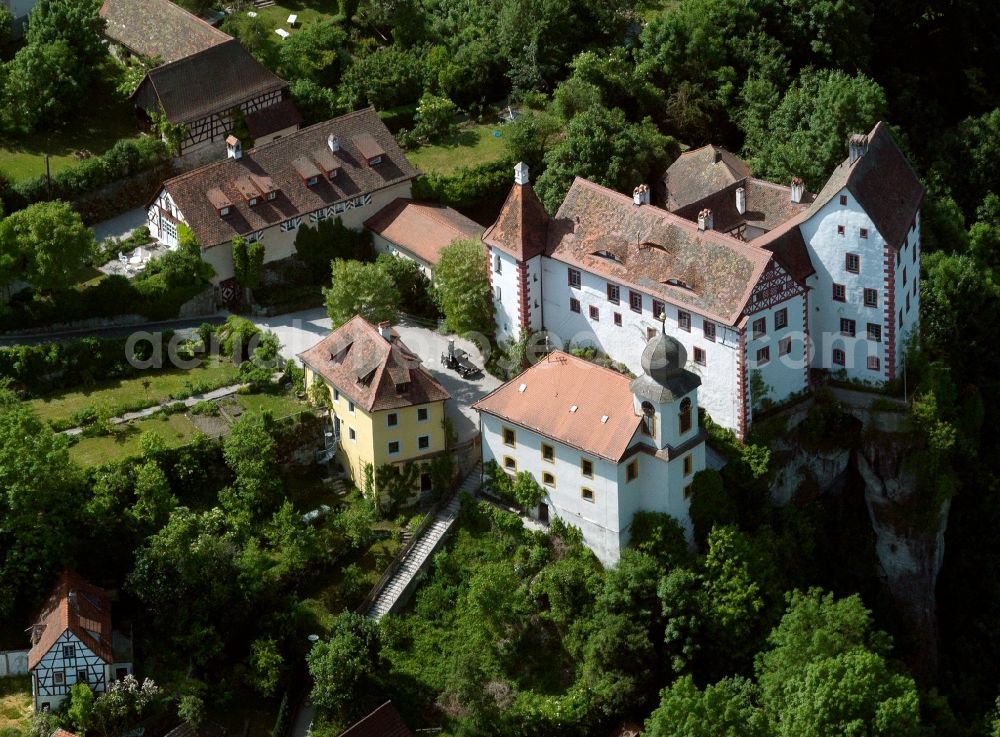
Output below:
[147,107,420,287]
[130,40,299,154]
[28,571,132,712]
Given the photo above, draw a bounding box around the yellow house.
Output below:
[298,316,451,494]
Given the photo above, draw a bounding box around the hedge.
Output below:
[0,275,207,331]
[0,136,172,213]
[0,332,178,396]
[410,156,515,221]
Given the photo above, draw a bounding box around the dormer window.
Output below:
[293,156,322,187]
[249,197,258,207]
[306,176,318,187]
[267,191,277,201]
[353,133,386,167]
[207,187,233,217]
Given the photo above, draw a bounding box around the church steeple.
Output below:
[629,317,702,449]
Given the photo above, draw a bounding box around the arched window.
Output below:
[679,398,692,435]
[640,401,656,438]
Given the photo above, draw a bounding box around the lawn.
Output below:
[0,69,138,182]
[29,360,241,427]
[0,677,33,737]
[235,389,309,419]
[68,412,202,466]
[407,123,509,176]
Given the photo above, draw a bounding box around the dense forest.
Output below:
[4,0,1000,736]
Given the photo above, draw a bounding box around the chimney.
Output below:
[632,184,650,206]
[848,133,868,164]
[328,134,340,153]
[377,321,392,341]
[735,186,746,215]
[790,177,805,204]
[713,148,722,164]
[226,135,242,161]
[697,208,714,231]
[514,161,529,186]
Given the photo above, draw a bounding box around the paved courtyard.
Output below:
[253,309,501,442]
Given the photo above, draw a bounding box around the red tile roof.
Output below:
[160,108,420,248]
[547,178,773,325]
[473,351,642,462]
[806,121,925,248]
[364,199,484,266]
[337,702,412,737]
[131,40,287,125]
[28,570,114,670]
[663,145,751,211]
[482,180,549,261]
[298,316,450,413]
[100,0,230,63]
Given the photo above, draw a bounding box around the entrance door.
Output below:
[538,503,549,524]
[420,473,432,492]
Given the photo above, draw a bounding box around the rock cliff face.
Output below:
[767,402,949,674]
[855,432,948,674]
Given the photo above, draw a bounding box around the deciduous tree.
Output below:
[324,259,400,327]
[433,239,492,335]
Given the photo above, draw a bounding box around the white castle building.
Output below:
[484,122,923,438]
[474,333,705,566]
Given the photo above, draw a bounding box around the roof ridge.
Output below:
[417,201,482,232]
[164,107,384,189]
[149,37,239,76]
[568,177,772,265]
[245,106,378,156]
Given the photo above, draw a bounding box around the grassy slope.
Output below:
[28,360,241,425]
[68,412,203,466]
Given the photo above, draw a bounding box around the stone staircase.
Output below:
[366,463,481,620]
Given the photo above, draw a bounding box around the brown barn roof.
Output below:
[245,98,303,140]
[130,39,287,124]
[337,702,413,737]
[482,178,549,261]
[298,316,450,413]
[161,108,420,248]
[473,351,642,463]
[806,121,925,248]
[28,570,114,670]
[365,199,484,267]
[547,179,773,325]
[663,145,751,211]
[100,0,230,63]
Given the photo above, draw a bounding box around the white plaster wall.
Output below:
[895,211,921,366]
[481,413,627,566]
[194,181,411,283]
[620,445,700,546]
[540,258,742,432]
[480,412,698,567]
[491,248,523,343]
[744,294,808,407]
[372,234,434,279]
[799,187,887,381]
